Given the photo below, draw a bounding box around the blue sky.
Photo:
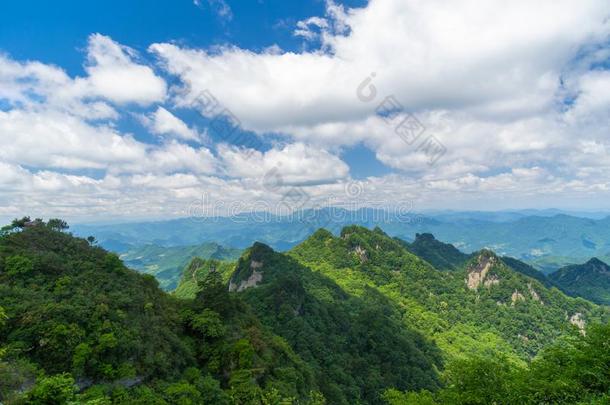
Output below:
[1,0,610,221]
[0,0,385,179]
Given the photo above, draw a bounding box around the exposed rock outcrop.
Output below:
[229,260,264,292]
[466,253,497,290]
[511,290,525,305]
[570,312,586,335]
[527,283,543,304]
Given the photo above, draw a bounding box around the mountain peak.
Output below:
[415,233,437,242]
[585,257,609,268]
[406,233,471,271]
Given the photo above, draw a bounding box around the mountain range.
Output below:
[73,209,610,273]
[1,218,609,404]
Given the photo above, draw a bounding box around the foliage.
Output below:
[549,258,610,305]
[0,219,320,404]
[25,373,77,404]
[2,218,609,405]
[385,322,610,404]
[120,243,241,291]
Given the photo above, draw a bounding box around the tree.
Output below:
[196,270,235,315]
[11,216,31,229]
[0,305,6,359]
[47,218,69,232]
[5,255,34,276]
[26,373,77,404]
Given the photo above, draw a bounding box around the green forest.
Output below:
[0,218,609,404]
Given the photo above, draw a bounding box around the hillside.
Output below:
[550,258,610,305]
[120,243,241,291]
[0,219,324,404]
[401,233,471,271]
[178,242,442,404]
[175,225,610,403]
[2,219,609,404]
[179,226,608,359]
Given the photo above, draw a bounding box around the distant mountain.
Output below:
[549,258,610,305]
[120,242,241,290]
[72,210,610,273]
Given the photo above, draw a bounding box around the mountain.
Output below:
[120,243,241,290]
[400,233,553,289]
[499,256,554,288]
[73,210,610,272]
[549,258,610,305]
[0,220,324,403]
[402,233,472,271]
[175,225,610,403]
[2,219,610,404]
[179,241,442,404]
[179,226,608,360]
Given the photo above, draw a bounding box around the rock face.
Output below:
[466,253,497,290]
[483,275,500,287]
[353,245,368,263]
[570,312,586,334]
[528,283,543,304]
[511,290,526,305]
[229,260,264,292]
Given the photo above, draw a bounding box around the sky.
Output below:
[1,0,610,222]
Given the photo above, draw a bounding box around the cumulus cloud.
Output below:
[141,107,202,142]
[82,34,167,105]
[0,34,166,113]
[218,143,350,185]
[148,0,610,202]
[3,1,610,221]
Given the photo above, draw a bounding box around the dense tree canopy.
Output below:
[0,219,608,404]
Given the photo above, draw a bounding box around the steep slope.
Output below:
[288,226,607,359]
[400,234,553,289]
[178,226,607,364]
[173,257,235,299]
[120,242,241,291]
[549,258,610,305]
[0,220,321,404]
[224,241,442,405]
[501,256,554,288]
[401,233,472,271]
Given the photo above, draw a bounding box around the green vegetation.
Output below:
[0,218,322,404]
[1,218,609,404]
[121,243,241,291]
[550,258,610,305]
[401,233,471,271]
[384,323,610,404]
[288,226,606,358]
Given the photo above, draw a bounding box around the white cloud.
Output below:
[3,1,610,221]
[218,143,350,185]
[150,0,610,191]
[151,0,610,131]
[0,109,147,170]
[82,34,166,105]
[141,107,202,142]
[0,34,166,113]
